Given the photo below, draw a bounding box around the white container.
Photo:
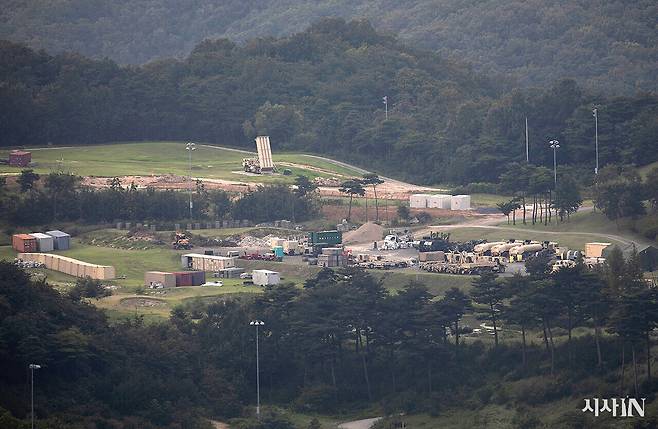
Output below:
[409,194,431,208]
[252,269,280,286]
[30,233,54,252]
[450,195,471,211]
[427,194,452,209]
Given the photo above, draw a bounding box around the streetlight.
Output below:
[549,140,560,188]
[382,96,388,120]
[29,364,41,429]
[185,142,196,220]
[249,320,265,417]
[593,107,599,175]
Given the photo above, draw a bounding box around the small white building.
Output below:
[409,194,431,208]
[451,195,471,211]
[30,233,54,252]
[427,194,452,209]
[252,269,280,286]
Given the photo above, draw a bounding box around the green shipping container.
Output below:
[308,230,342,246]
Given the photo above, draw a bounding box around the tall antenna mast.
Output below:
[525,116,529,163]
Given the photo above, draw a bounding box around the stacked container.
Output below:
[450,195,471,210]
[427,194,452,209]
[317,247,347,268]
[17,253,115,279]
[173,271,206,286]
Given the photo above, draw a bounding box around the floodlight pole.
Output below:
[593,108,599,175]
[249,320,265,417]
[186,142,196,220]
[29,364,41,429]
[525,116,529,163]
[383,96,388,120]
[550,140,560,189]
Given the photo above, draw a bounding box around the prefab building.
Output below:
[45,230,71,250]
[451,195,471,211]
[145,271,176,288]
[12,234,38,252]
[252,270,280,286]
[181,253,236,271]
[409,194,431,209]
[427,194,452,209]
[30,233,54,252]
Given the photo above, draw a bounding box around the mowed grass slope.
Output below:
[0,141,364,182]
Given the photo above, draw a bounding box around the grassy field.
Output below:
[0,141,364,182]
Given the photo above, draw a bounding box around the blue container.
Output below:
[273,246,284,258]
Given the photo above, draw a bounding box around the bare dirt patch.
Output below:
[120,297,168,308]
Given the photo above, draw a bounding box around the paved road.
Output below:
[338,417,382,429]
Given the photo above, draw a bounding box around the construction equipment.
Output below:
[172,232,192,250]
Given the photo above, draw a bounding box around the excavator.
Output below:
[172,232,192,250]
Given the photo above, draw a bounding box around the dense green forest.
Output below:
[0,172,319,226]
[1,21,656,185]
[1,1,656,94]
[2,248,658,427]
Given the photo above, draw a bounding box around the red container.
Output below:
[12,234,38,253]
[9,151,31,167]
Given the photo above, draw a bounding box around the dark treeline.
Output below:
[2,1,656,94]
[2,248,658,427]
[0,172,318,226]
[1,19,657,185]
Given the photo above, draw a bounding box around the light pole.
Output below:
[185,142,196,220]
[29,364,41,429]
[382,96,388,120]
[249,320,265,417]
[549,140,560,189]
[593,107,599,175]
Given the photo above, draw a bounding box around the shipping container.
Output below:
[283,240,299,254]
[427,194,452,209]
[308,230,342,246]
[418,251,445,262]
[272,246,284,258]
[12,234,38,252]
[8,150,31,167]
[144,271,176,288]
[173,272,194,287]
[450,195,471,211]
[45,230,71,250]
[30,233,54,252]
[252,270,280,286]
[409,194,431,208]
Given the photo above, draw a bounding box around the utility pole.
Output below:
[550,140,560,189]
[525,116,529,163]
[382,96,388,120]
[185,142,196,220]
[29,364,41,429]
[593,107,599,174]
[249,320,265,418]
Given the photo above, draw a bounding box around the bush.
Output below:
[451,182,500,194]
[294,385,338,413]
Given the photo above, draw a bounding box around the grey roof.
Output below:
[45,230,70,237]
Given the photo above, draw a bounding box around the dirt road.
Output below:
[337,417,382,429]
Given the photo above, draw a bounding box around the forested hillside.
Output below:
[1,0,656,93]
[1,20,657,184]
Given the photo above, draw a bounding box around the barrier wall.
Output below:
[18,253,116,280]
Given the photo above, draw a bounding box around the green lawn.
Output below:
[0,141,364,182]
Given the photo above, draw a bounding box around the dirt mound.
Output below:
[343,222,385,244]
